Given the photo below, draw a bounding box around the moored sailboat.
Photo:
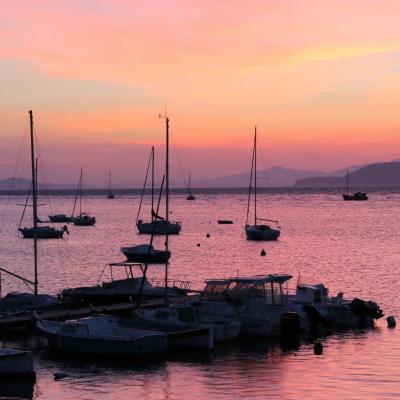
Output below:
[342,169,368,201]
[244,127,280,241]
[73,168,96,226]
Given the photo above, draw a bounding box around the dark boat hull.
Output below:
[48,214,73,223]
[137,221,181,235]
[245,225,280,241]
[18,227,64,239]
[121,248,171,264]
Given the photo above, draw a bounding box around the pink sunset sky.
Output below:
[1,0,400,186]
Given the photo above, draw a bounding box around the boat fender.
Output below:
[280,312,300,336]
[313,342,323,355]
[387,316,396,328]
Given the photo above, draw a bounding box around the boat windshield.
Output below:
[227,281,284,305]
[203,282,229,299]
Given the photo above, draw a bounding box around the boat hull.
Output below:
[121,247,171,264]
[48,214,73,223]
[18,227,64,239]
[245,225,280,241]
[73,216,96,226]
[0,350,35,380]
[137,221,181,235]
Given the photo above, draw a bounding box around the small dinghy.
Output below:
[36,315,168,356]
[0,349,35,380]
[121,244,171,264]
[217,220,233,224]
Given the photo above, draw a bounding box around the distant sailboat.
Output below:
[186,173,196,200]
[342,169,368,201]
[18,111,67,239]
[244,126,280,241]
[136,143,181,235]
[73,168,96,226]
[107,169,115,199]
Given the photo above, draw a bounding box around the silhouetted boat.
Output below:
[61,262,190,305]
[48,214,73,223]
[342,169,368,201]
[73,168,96,226]
[107,169,115,199]
[186,173,196,200]
[18,111,66,239]
[217,220,233,224]
[0,349,35,380]
[36,316,167,356]
[121,244,171,264]
[136,145,181,235]
[244,127,280,241]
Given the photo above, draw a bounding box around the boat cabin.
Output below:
[295,284,328,305]
[226,274,292,306]
[202,279,230,300]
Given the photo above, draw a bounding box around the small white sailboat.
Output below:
[73,168,96,226]
[244,126,280,241]
[36,315,168,356]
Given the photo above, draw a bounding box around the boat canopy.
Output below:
[204,279,230,285]
[230,274,292,284]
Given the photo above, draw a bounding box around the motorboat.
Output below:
[36,316,168,356]
[244,127,281,241]
[133,304,214,349]
[121,244,171,264]
[61,262,190,305]
[0,349,35,380]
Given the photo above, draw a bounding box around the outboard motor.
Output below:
[350,298,384,320]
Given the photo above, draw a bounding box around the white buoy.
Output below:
[387,316,396,328]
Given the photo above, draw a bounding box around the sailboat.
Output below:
[18,111,67,239]
[107,169,115,199]
[0,110,59,315]
[186,173,196,200]
[244,127,280,241]
[136,144,181,235]
[73,168,96,226]
[342,169,368,201]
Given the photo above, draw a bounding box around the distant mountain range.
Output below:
[1,159,400,190]
[294,162,400,188]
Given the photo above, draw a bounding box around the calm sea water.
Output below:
[0,190,399,399]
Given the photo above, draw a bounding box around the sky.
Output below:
[1,0,400,186]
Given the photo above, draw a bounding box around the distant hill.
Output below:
[0,177,74,191]
[194,166,329,188]
[294,162,400,188]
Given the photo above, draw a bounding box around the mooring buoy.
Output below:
[387,315,396,328]
[313,342,323,355]
[260,249,267,256]
[206,233,210,238]
[196,243,201,247]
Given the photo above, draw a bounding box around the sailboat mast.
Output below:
[108,169,111,193]
[151,146,155,213]
[346,169,349,194]
[29,110,38,295]
[254,126,257,226]
[188,173,191,196]
[79,167,83,216]
[165,116,170,299]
